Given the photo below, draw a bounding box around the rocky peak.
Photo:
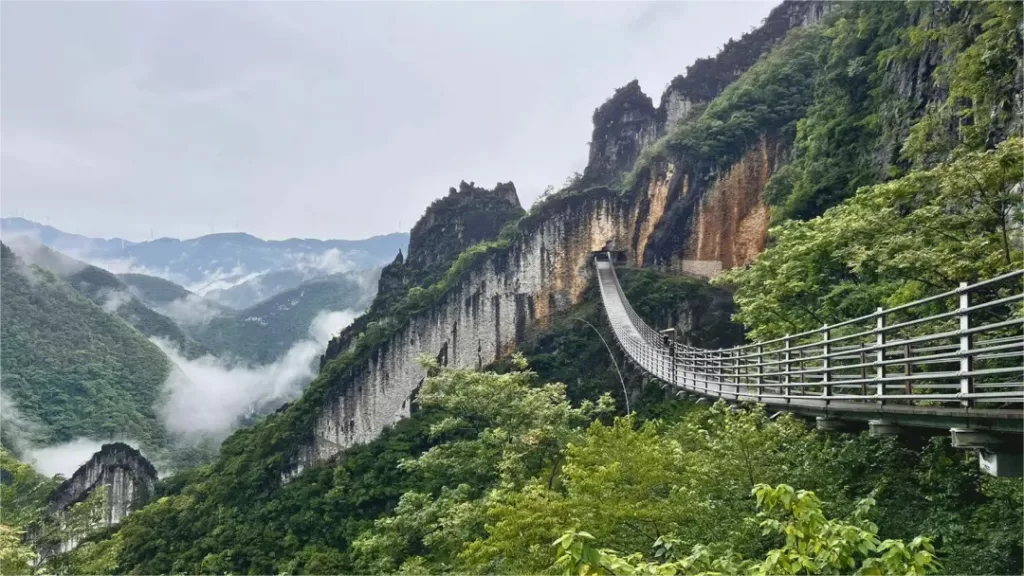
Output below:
[656,0,827,131]
[584,80,658,185]
[47,442,157,526]
[320,182,525,368]
[582,2,826,186]
[406,181,524,271]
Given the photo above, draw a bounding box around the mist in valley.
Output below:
[154,309,355,439]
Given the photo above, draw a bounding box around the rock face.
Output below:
[47,443,157,526]
[585,81,659,184]
[299,188,642,468]
[641,134,784,274]
[379,182,523,307]
[407,181,523,271]
[655,0,826,132]
[320,182,526,369]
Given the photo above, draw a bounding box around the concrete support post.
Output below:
[951,428,1023,477]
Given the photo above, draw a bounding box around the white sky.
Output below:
[1,1,776,241]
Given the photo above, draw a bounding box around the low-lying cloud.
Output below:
[2,394,142,478]
[155,309,355,438]
[2,232,89,278]
[99,287,133,313]
[155,293,225,326]
[0,392,46,454]
[26,438,139,478]
[295,248,354,276]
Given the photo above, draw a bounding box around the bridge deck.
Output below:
[594,257,1024,434]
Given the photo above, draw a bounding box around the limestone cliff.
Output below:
[584,81,658,185]
[298,188,638,469]
[656,1,826,131]
[320,182,525,368]
[47,443,157,526]
[639,135,785,275]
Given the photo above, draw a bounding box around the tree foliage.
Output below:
[768,1,1023,221]
[0,244,170,448]
[720,138,1023,340]
[554,484,940,576]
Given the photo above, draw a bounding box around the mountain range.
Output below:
[0,221,394,466]
[0,217,407,309]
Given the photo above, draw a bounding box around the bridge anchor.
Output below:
[951,428,1024,477]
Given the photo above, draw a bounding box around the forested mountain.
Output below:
[65,266,209,358]
[191,271,378,363]
[3,241,208,357]
[117,273,195,306]
[0,243,170,449]
[7,1,1022,574]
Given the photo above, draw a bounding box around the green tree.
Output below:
[554,484,941,576]
[0,524,37,575]
[721,138,1023,340]
[351,355,612,573]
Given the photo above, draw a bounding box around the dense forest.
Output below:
[0,244,170,450]
[1,1,1021,574]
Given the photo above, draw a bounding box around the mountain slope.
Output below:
[118,273,195,305]
[0,243,170,448]
[192,271,378,363]
[203,268,360,310]
[66,266,209,357]
[2,239,208,356]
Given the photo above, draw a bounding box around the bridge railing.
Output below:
[595,254,1024,410]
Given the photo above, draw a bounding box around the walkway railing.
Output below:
[594,254,1024,433]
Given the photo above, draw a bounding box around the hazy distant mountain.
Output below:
[0,218,407,305]
[192,271,378,363]
[204,268,333,310]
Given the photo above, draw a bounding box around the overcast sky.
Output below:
[1,1,775,241]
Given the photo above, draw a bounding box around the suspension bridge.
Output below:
[593,253,1024,477]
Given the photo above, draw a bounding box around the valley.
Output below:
[0,224,403,474]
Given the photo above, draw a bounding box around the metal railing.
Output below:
[594,254,1024,432]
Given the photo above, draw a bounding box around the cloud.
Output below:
[154,309,356,438]
[309,310,355,343]
[294,248,354,276]
[1,232,89,277]
[0,392,47,454]
[25,438,140,478]
[189,266,266,295]
[2,393,146,479]
[155,294,225,326]
[99,287,133,313]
